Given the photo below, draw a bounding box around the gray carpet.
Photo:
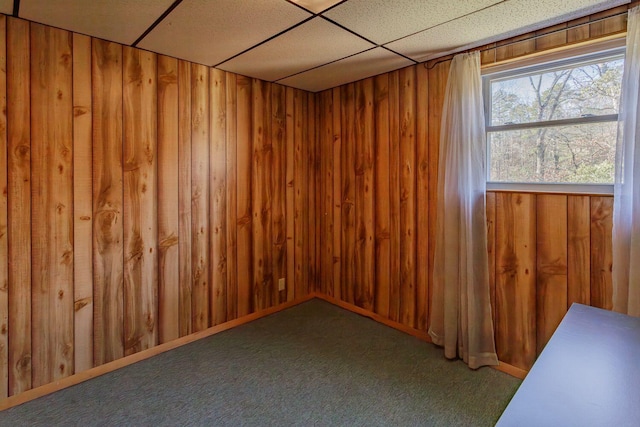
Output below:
[0,299,520,426]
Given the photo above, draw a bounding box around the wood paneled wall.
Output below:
[0,3,630,402]
[317,67,431,331]
[0,16,316,399]
[316,8,625,372]
[489,193,613,370]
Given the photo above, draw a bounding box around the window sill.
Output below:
[486,182,613,196]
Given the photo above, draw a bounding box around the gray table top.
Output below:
[497,303,640,427]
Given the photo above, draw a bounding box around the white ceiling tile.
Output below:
[387,0,630,62]
[19,0,176,45]
[219,17,374,82]
[138,0,311,66]
[278,47,414,92]
[0,0,12,15]
[324,0,501,44]
[290,0,343,14]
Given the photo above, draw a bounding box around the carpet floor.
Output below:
[0,299,521,426]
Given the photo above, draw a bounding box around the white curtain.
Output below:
[428,51,498,369]
[613,6,640,317]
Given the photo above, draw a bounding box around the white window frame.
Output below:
[481,39,626,194]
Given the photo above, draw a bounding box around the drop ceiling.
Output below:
[5,0,630,92]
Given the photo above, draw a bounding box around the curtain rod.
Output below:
[423,9,629,70]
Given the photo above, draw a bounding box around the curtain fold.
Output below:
[428,51,498,369]
[613,6,640,317]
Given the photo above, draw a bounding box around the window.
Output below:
[483,46,624,191]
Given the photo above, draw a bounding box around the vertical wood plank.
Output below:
[535,23,568,51]
[399,66,417,328]
[157,55,179,343]
[31,24,74,387]
[495,33,536,62]
[252,78,272,310]
[210,68,226,325]
[72,32,93,375]
[415,64,429,332]
[496,192,537,371]
[354,79,375,310]
[236,75,252,315]
[340,84,355,305]
[566,17,590,44]
[0,14,8,399]
[480,43,497,66]
[91,38,124,366]
[306,93,315,294]
[426,61,449,331]
[8,17,32,396]
[177,60,192,337]
[294,90,309,299]
[363,79,375,309]
[374,75,390,317]
[271,84,287,304]
[123,47,158,356]
[590,196,613,310]
[308,93,319,295]
[190,63,210,331]
[486,192,497,324]
[331,87,342,300]
[388,71,401,322]
[589,8,627,38]
[225,73,238,319]
[536,194,568,354]
[285,87,295,302]
[319,91,333,296]
[568,195,591,307]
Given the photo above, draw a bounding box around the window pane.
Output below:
[488,121,616,184]
[490,57,623,126]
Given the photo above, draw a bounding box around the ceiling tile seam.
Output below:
[284,0,309,14]
[381,0,509,47]
[321,0,349,15]
[319,15,378,46]
[284,0,349,15]
[316,15,415,64]
[12,0,18,16]
[273,45,378,83]
[213,14,315,68]
[380,46,417,64]
[132,0,184,47]
[284,0,311,14]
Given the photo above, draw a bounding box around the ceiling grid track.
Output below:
[213,15,316,69]
[10,0,630,92]
[132,0,185,47]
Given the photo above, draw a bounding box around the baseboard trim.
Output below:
[493,361,528,379]
[0,293,316,412]
[313,293,528,380]
[2,292,527,411]
[311,292,433,342]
